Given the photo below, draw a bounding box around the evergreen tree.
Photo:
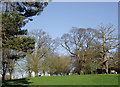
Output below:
[2,2,48,19]
[2,2,48,80]
[2,11,35,80]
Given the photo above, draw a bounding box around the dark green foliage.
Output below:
[2,11,28,43]
[7,37,35,53]
[13,2,48,17]
[2,2,48,18]
[2,11,35,53]
[1,2,48,80]
[2,11,35,81]
[2,2,48,51]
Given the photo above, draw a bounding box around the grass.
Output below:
[2,74,119,86]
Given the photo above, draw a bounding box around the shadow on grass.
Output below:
[2,78,32,87]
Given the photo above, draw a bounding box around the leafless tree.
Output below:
[25,30,54,77]
[60,27,104,74]
[98,24,118,73]
[60,27,87,74]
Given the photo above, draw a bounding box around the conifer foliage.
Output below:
[2,2,48,80]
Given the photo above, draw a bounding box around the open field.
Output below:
[2,74,119,86]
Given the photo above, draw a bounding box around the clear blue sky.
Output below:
[23,2,118,39]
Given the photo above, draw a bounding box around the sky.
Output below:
[23,2,118,40]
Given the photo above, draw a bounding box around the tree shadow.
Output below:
[2,78,32,87]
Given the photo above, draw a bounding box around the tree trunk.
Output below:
[9,67,13,80]
[80,68,84,75]
[102,55,106,73]
[80,64,84,75]
[43,70,45,76]
[2,2,9,80]
[106,61,108,74]
[50,72,53,76]
[29,71,32,77]
[35,71,38,77]
[9,71,12,80]
[102,34,108,74]
[56,72,58,76]
[2,66,7,80]
[2,72,5,81]
[102,53,108,74]
[91,65,93,74]
[2,49,7,81]
[80,53,85,75]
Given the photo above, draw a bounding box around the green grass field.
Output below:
[2,74,119,86]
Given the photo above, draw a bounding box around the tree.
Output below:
[25,30,52,77]
[2,11,26,80]
[2,2,48,80]
[2,11,35,80]
[2,2,48,17]
[47,55,72,76]
[2,36,35,80]
[60,55,72,75]
[84,29,103,74]
[6,36,35,80]
[60,28,85,74]
[40,39,59,76]
[83,41,102,74]
[108,50,119,73]
[60,27,100,74]
[98,24,118,74]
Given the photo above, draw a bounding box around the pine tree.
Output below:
[2,11,35,80]
[2,2,48,80]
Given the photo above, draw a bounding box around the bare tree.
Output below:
[98,24,118,74]
[60,27,88,74]
[85,29,102,73]
[60,27,104,74]
[25,30,53,77]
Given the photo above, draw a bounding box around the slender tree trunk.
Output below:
[2,65,7,81]
[2,58,5,80]
[80,66,84,75]
[29,71,32,77]
[2,2,8,81]
[9,64,14,80]
[80,53,85,75]
[35,71,38,77]
[106,60,108,74]
[2,72,5,81]
[91,64,93,74]
[50,72,52,76]
[2,49,7,81]
[9,71,12,80]
[102,54,106,73]
[80,62,84,75]
[96,64,98,74]
[56,72,58,76]
[43,70,45,76]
